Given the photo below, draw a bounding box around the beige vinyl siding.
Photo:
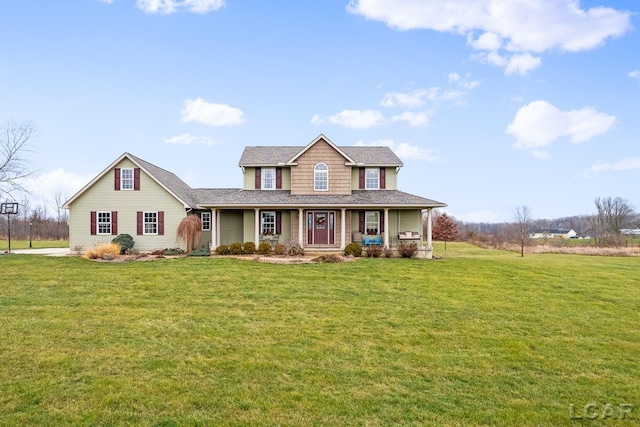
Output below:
[200,229,212,249]
[351,167,398,190]
[279,210,292,243]
[243,168,255,190]
[243,209,255,242]
[398,210,422,233]
[220,210,243,245]
[243,167,291,190]
[291,139,351,195]
[67,158,187,251]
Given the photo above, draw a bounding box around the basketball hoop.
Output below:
[1,202,19,254]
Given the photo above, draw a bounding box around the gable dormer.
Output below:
[286,135,356,195]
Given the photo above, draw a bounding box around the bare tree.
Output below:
[0,120,36,199]
[513,205,531,257]
[589,197,635,247]
[50,191,68,240]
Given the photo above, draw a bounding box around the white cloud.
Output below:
[505,53,542,75]
[163,133,217,146]
[391,111,432,127]
[380,89,437,108]
[356,139,440,161]
[590,157,640,173]
[98,0,115,3]
[136,0,224,14]
[454,210,500,223]
[181,98,245,126]
[629,70,640,82]
[381,83,476,109]
[348,0,631,74]
[532,150,550,160]
[449,72,480,90]
[506,100,616,149]
[21,169,95,211]
[312,109,386,129]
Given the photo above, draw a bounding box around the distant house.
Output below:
[63,134,446,257]
[621,229,640,235]
[529,228,578,239]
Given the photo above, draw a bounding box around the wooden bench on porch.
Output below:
[397,231,421,241]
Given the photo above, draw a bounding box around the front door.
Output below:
[314,212,328,244]
[308,211,335,245]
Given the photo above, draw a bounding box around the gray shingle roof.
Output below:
[127,153,197,206]
[190,189,445,209]
[239,146,403,167]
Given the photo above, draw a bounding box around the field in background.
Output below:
[1,242,638,425]
[0,239,69,250]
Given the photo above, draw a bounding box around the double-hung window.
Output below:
[261,211,276,235]
[97,212,112,235]
[121,168,134,190]
[201,212,211,231]
[314,163,328,191]
[144,212,158,235]
[365,211,380,235]
[261,168,276,190]
[365,168,379,190]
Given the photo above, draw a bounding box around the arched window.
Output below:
[314,163,328,191]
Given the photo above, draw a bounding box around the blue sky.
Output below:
[1,0,638,222]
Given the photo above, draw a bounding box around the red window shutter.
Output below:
[380,168,386,189]
[359,211,365,233]
[112,211,118,235]
[134,168,141,191]
[158,211,164,236]
[137,211,143,235]
[255,167,261,189]
[359,168,365,189]
[276,168,282,189]
[380,210,385,233]
[114,168,121,191]
[90,211,97,235]
[276,211,282,234]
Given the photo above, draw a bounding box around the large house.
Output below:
[63,134,446,257]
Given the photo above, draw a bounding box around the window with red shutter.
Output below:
[255,167,261,189]
[112,211,118,235]
[90,211,97,235]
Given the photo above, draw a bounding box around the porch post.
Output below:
[216,209,221,248]
[298,208,304,246]
[211,208,217,249]
[340,208,346,250]
[426,208,433,250]
[254,208,260,246]
[384,208,389,247]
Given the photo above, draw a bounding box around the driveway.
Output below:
[7,248,71,257]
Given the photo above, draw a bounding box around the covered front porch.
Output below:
[203,207,437,258]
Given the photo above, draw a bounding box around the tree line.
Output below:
[425,197,639,251]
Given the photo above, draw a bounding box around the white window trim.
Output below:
[314,163,329,192]
[97,211,112,235]
[261,211,276,235]
[261,167,276,190]
[144,211,158,235]
[365,168,380,190]
[365,210,380,235]
[201,212,211,231]
[121,168,134,191]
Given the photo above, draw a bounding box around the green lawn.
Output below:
[1,243,638,426]
[0,239,69,250]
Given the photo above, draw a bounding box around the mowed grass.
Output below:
[0,243,638,426]
[0,239,69,250]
